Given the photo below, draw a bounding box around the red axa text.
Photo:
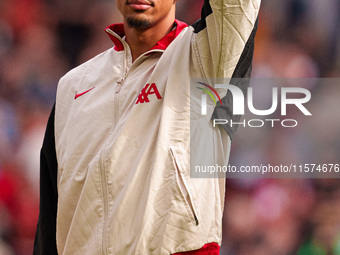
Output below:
[136,83,162,104]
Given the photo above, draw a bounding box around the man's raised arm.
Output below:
[192,0,261,78]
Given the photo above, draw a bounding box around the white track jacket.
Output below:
[34,0,260,254]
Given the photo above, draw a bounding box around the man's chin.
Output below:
[126,17,151,29]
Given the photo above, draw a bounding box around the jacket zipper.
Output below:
[101,145,109,255]
[116,45,129,94]
[116,73,127,93]
[102,45,130,254]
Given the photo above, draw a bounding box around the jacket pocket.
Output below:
[170,146,199,226]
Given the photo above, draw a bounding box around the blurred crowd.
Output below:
[0,0,340,254]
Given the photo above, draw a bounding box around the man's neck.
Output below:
[124,15,175,62]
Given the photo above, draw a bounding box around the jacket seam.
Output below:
[192,34,207,81]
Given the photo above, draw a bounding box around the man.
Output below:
[34,0,260,254]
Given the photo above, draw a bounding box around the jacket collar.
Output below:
[105,19,188,52]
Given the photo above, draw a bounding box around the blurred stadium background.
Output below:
[1,0,340,254]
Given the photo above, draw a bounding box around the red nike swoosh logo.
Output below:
[74,87,95,99]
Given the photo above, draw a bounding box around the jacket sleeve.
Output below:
[192,0,261,139]
[33,105,58,255]
[192,0,260,78]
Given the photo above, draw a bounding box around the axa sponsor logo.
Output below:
[136,83,162,104]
